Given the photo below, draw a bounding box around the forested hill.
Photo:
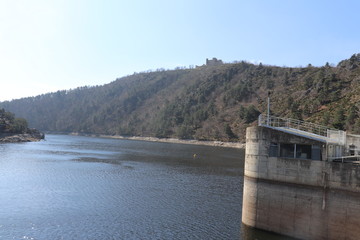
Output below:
[1,54,360,142]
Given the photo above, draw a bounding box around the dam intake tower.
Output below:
[242,114,360,240]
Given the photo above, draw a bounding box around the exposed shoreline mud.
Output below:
[67,133,245,149]
[0,131,45,143]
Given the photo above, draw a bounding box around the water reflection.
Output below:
[0,135,243,239]
[0,135,301,239]
[241,224,300,240]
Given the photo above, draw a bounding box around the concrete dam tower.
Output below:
[242,114,360,240]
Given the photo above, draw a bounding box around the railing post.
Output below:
[267,93,270,125]
[258,114,262,126]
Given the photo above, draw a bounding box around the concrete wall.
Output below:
[242,126,360,240]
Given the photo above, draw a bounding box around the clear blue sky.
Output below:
[0,0,359,101]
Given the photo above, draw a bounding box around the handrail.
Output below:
[258,114,346,145]
[328,155,360,163]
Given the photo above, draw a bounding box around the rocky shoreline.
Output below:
[67,133,245,149]
[118,136,246,149]
[0,129,45,143]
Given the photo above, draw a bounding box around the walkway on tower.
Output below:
[258,114,346,145]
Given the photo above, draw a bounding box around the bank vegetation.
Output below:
[1,54,360,142]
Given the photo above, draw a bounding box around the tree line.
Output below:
[0,108,28,134]
[1,54,359,142]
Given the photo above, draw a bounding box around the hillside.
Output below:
[1,54,360,142]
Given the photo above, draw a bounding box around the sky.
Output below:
[0,0,359,101]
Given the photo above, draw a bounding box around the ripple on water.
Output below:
[0,135,244,239]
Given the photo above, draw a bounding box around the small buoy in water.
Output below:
[193,154,197,158]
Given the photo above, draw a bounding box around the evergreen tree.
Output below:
[333,108,346,130]
[224,124,237,140]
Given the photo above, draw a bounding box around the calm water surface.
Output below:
[0,135,246,240]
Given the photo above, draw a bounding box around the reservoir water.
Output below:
[0,134,245,239]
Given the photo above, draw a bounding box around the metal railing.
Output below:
[328,155,360,163]
[258,114,346,145]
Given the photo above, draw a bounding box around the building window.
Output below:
[277,143,321,160]
[349,144,355,156]
[312,145,321,160]
[269,143,278,157]
[296,144,312,159]
[280,144,295,158]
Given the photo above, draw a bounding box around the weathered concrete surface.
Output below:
[242,126,360,240]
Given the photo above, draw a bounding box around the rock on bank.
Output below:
[0,129,45,143]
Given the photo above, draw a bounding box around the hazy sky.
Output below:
[0,0,359,101]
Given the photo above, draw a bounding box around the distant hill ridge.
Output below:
[1,54,360,142]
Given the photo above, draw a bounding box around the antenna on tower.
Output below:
[267,91,271,125]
